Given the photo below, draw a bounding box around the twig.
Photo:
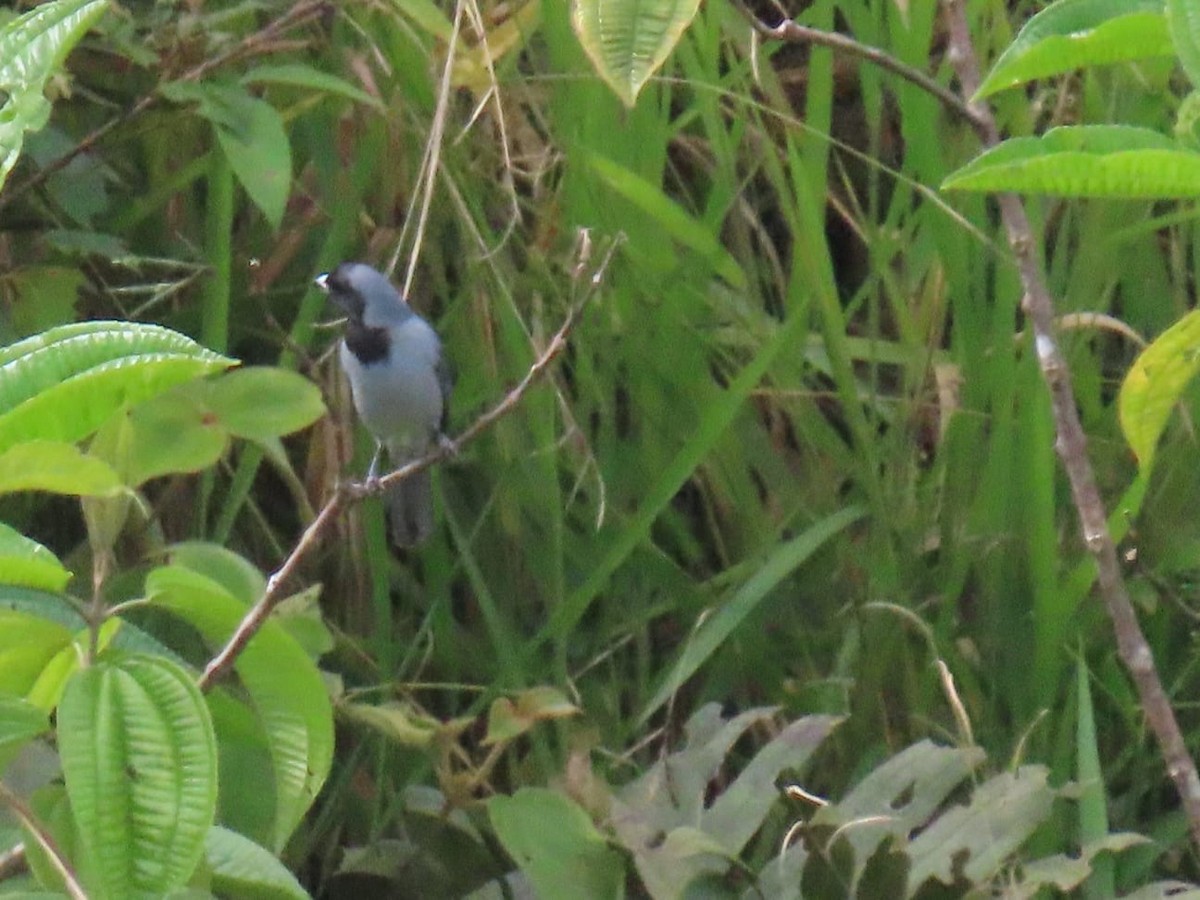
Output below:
[736,3,988,132]
[0,785,87,900]
[198,233,621,692]
[941,0,1200,854]
[0,0,331,214]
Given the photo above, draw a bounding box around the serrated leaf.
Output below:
[0,0,109,91]
[1118,308,1200,469]
[942,125,1200,197]
[0,321,234,454]
[975,0,1170,99]
[0,0,109,192]
[146,565,332,851]
[572,0,701,106]
[205,825,311,900]
[58,655,218,899]
[489,788,624,900]
[0,522,71,592]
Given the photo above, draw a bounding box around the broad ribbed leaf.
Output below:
[0,440,121,496]
[146,565,333,851]
[976,0,1170,99]
[572,0,702,106]
[942,125,1200,197]
[1119,308,1200,468]
[0,321,234,454]
[58,655,218,900]
[0,0,109,190]
[0,522,71,592]
[205,825,311,900]
[1169,0,1200,87]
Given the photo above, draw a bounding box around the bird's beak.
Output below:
[314,273,330,292]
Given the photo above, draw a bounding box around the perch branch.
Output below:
[735,3,988,131]
[941,0,1200,854]
[198,233,620,692]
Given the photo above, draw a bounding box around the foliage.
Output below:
[0,0,1198,896]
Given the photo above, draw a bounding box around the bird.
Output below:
[315,262,451,547]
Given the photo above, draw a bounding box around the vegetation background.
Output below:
[2,0,1200,896]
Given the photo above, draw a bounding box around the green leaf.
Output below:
[583,150,746,289]
[0,321,235,454]
[485,687,579,744]
[0,610,71,697]
[489,788,624,900]
[812,741,988,868]
[2,266,83,337]
[906,767,1055,892]
[640,505,865,722]
[0,695,48,759]
[0,0,109,191]
[58,655,218,899]
[942,125,1200,197]
[0,522,72,592]
[92,391,228,487]
[203,367,326,443]
[571,0,702,106]
[205,825,311,900]
[1169,0,1200,87]
[160,81,292,229]
[975,0,1170,99]
[1118,307,1200,469]
[241,63,380,108]
[146,565,333,851]
[0,440,122,496]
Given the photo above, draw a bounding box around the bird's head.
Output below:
[315,262,410,327]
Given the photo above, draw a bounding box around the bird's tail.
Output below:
[386,467,435,547]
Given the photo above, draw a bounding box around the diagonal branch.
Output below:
[198,232,621,692]
[940,0,1200,854]
[733,2,988,131]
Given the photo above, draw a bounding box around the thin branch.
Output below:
[198,233,621,692]
[0,0,331,214]
[0,784,87,900]
[736,3,988,132]
[941,0,1200,854]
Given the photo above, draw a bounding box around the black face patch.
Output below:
[343,320,390,365]
[326,266,366,320]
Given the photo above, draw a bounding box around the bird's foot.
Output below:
[437,433,460,458]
